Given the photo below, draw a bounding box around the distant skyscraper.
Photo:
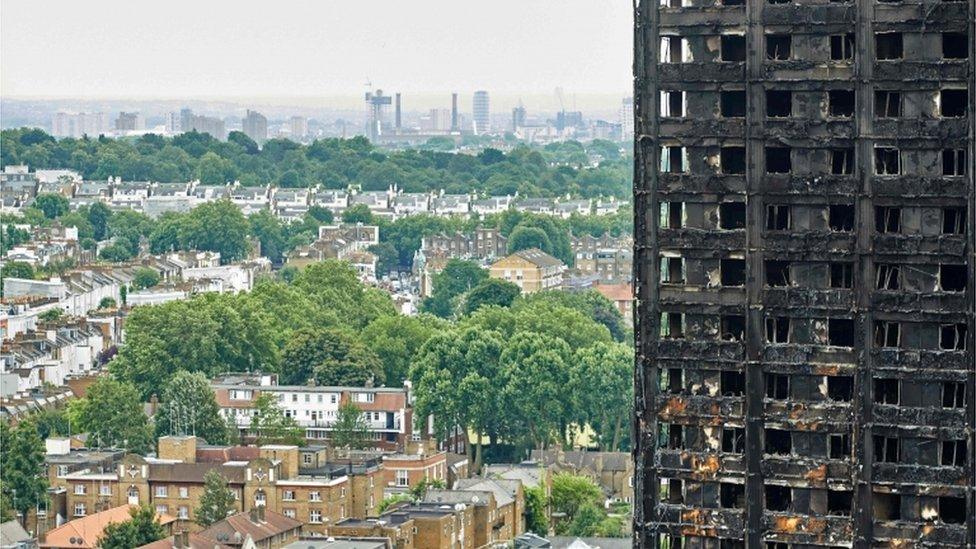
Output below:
[620,97,634,141]
[472,91,490,135]
[512,103,526,130]
[115,111,143,132]
[179,108,226,140]
[289,116,308,141]
[52,112,110,138]
[364,89,393,142]
[164,112,181,134]
[180,108,194,134]
[451,93,459,132]
[242,110,268,144]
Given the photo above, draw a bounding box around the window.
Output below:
[829,319,855,346]
[875,91,902,117]
[662,423,684,449]
[939,89,968,117]
[939,264,967,292]
[74,484,86,495]
[766,147,792,173]
[830,433,851,459]
[831,34,855,60]
[876,264,900,290]
[874,435,900,462]
[765,485,792,511]
[831,148,854,174]
[155,505,168,515]
[178,506,189,519]
[828,376,854,401]
[661,0,690,7]
[74,503,86,517]
[720,483,745,509]
[874,493,901,520]
[660,201,685,229]
[722,427,745,453]
[721,370,745,395]
[874,378,900,404]
[99,484,112,496]
[828,90,855,117]
[396,470,409,487]
[660,90,687,117]
[942,32,968,59]
[875,206,901,233]
[721,258,746,286]
[57,465,69,477]
[766,373,790,399]
[722,35,747,62]
[940,323,967,350]
[828,490,853,516]
[309,490,322,501]
[721,91,747,117]
[829,204,855,231]
[943,381,965,408]
[830,263,854,288]
[766,317,791,343]
[661,312,685,338]
[660,256,686,284]
[719,202,746,229]
[155,486,168,498]
[282,490,296,501]
[874,321,900,347]
[766,204,790,230]
[661,478,684,504]
[662,368,684,393]
[660,146,689,173]
[721,146,746,174]
[309,510,322,523]
[940,497,966,524]
[874,147,900,175]
[765,260,791,287]
[766,90,792,117]
[660,36,691,63]
[303,453,313,465]
[941,440,967,466]
[875,33,903,59]
[943,149,967,176]
[254,490,266,506]
[766,35,792,60]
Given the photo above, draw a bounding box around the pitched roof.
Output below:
[592,283,633,302]
[454,478,515,507]
[502,248,564,268]
[148,463,247,484]
[137,532,233,549]
[0,520,32,546]
[40,505,176,549]
[198,510,302,545]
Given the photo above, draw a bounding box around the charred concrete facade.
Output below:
[633,0,975,547]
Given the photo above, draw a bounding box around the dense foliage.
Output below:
[96,505,166,549]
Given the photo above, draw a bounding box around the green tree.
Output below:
[98,297,117,309]
[33,193,69,219]
[463,278,521,315]
[551,473,602,518]
[292,260,395,329]
[248,210,286,263]
[341,203,375,224]
[361,314,444,386]
[306,206,334,223]
[409,478,446,500]
[507,226,552,255]
[195,470,237,527]
[330,402,371,451]
[421,259,487,318]
[524,484,549,535]
[499,333,572,450]
[96,505,166,549]
[155,371,228,444]
[571,343,633,451]
[38,308,63,322]
[69,377,154,453]
[88,202,112,241]
[0,419,48,525]
[107,209,153,256]
[281,328,383,386]
[251,393,304,446]
[132,267,161,289]
[183,200,250,262]
[1,261,35,293]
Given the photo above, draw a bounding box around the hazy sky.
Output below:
[1,0,632,108]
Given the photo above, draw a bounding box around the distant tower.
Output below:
[512,102,526,131]
[180,108,194,134]
[364,89,393,142]
[395,93,402,133]
[620,97,634,141]
[242,110,268,145]
[451,93,459,133]
[472,91,490,135]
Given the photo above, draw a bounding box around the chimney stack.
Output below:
[174,530,190,549]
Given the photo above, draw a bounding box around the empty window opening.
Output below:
[765,485,792,511]
[766,35,792,60]
[766,90,792,117]
[875,206,901,233]
[873,435,900,462]
[766,147,792,173]
[829,204,856,231]
[876,264,901,290]
[829,319,855,346]
[661,201,685,229]
[942,32,968,59]
[875,91,902,118]
[721,146,746,174]
[828,490,853,516]
[767,542,789,549]
[721,370,746,396]
[939,264,967,292]
[940,323,967,350]
[831,34,855,61]
[766,260,791,287]
[942,381,965,408]
[719,202,746,229]
[874,321,900,347]
[660,36,691,63]
[828,90,855,117]
[831,148,854,175]
[766,204,790,230]
[829,433,851,459]
[661,312,685,339]
[721,316,746,342]
[939,497,966,524]
[875,33,903,60]
[661,368,684,393]
[765,430,792,456]
[723,0,745,5]
[664,478,684,504]
[720,483,745,509]
[828,376,854,401]
[721,91,747,118]
[660,423,684,449]
[766,374,790,400]
[941,440,967,466]
[939,89,968,117]
[660,146,689,173]
[721,259,746,286]
[766,317,791,343]
[661,0,691,8]
[874,147,900,175]
[943,149,967,176]
[874,493,901,521]
[830,263,854,289]
[874,378,900,405]
[661,90,687,117]
[722,35,747,62]
[661,535,684,549]
[723,427,745,453]
[942,206,966,234]
[660,256,686,284]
